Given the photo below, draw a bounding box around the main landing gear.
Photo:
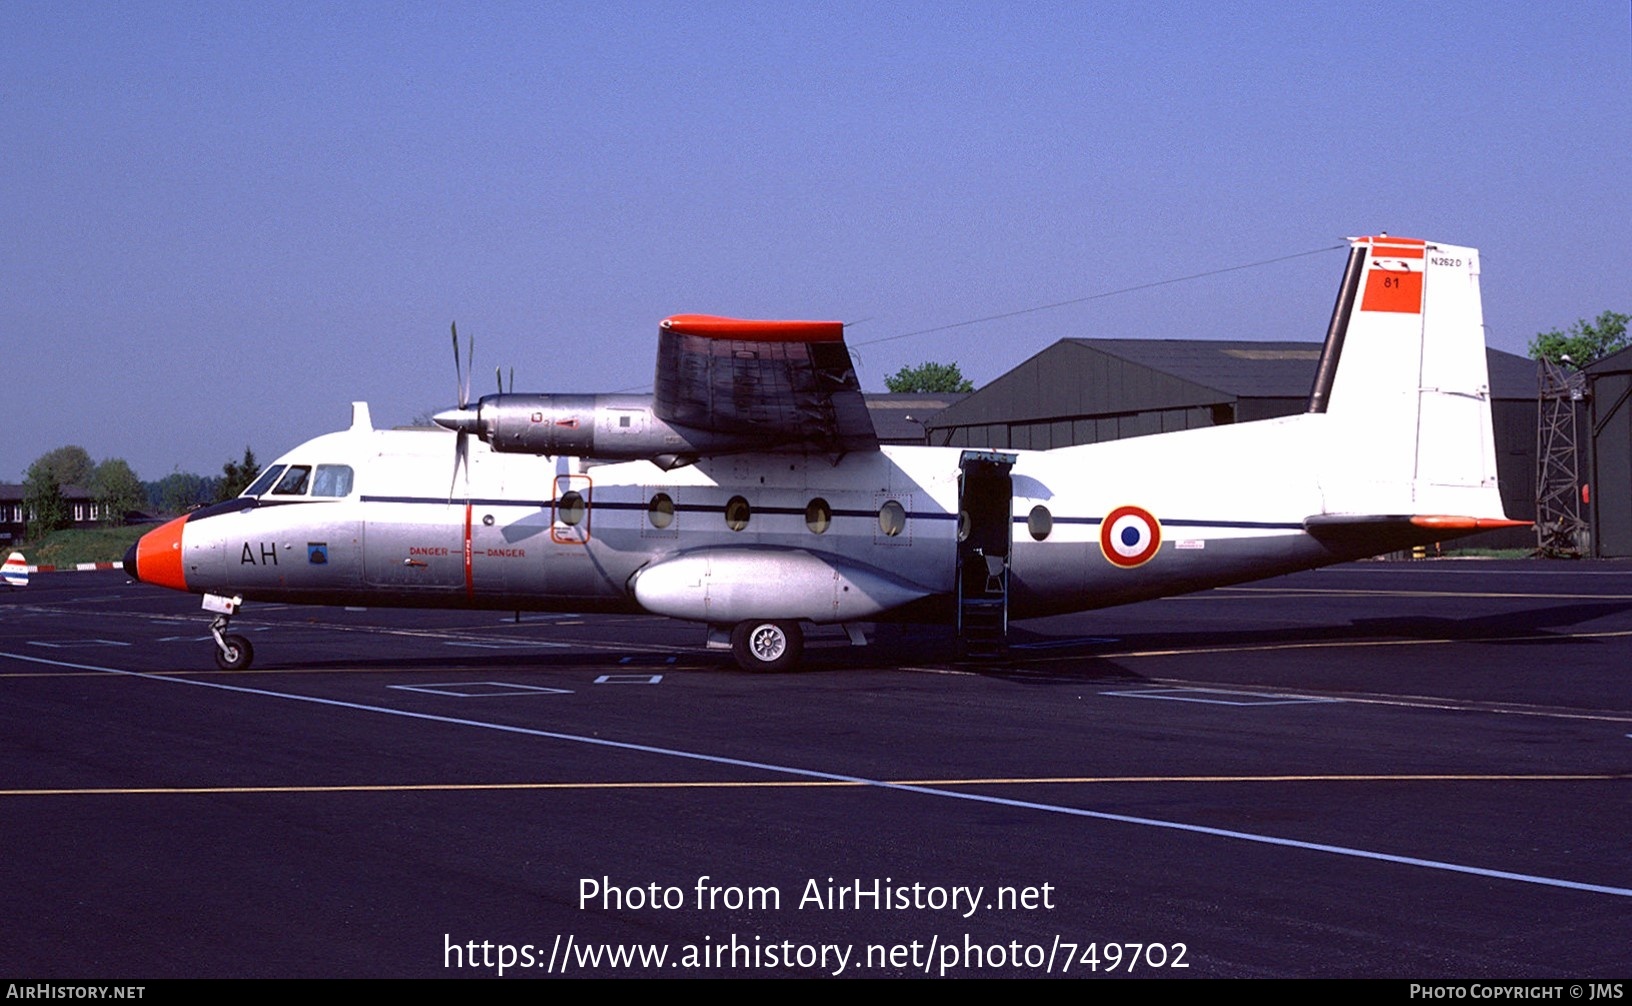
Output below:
[710,619,868,672]
[728,619,803,673]
[204,594,253,671]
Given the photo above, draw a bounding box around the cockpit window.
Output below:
[271,465,312,495]
[243,465,287,498]
[311,464,354,498]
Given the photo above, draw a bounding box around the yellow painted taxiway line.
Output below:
[4,772,1626,798]
[1027,626,1632,664]
[1213,586,1632,600]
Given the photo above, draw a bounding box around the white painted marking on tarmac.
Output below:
[7,648,1632,901]
[1105,687,1340,707]
[26,639,130,648]
[443,639,571,649]
[1334,566,1632,577]
[595,674,663,685]
[389,681,573,697]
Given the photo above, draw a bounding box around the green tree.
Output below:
[22,460,69,539]
[883,361,975,393]
[1528,310,1630,368]
[151,471,212,514]
[90,458,146,526]
[30,445,94,490]
[216,447,260,502]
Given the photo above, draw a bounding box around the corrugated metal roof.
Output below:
[1063,339,1325,398]
[1586,343,1632,375]
[935,339,1537,429]
[1066,339,1537,400]
[863,393,965,443]
[0,483,95,502]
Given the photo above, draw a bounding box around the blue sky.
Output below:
[4,2,1628,482]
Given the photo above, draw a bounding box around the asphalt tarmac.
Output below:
[3,561,1629,978]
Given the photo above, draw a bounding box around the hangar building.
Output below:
[1586,346,1632,557]
[921,339,1538,549]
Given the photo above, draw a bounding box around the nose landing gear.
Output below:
[211,617,254,671]
[203,593,253,671]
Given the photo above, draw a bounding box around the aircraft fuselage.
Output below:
[135,412,1411,624]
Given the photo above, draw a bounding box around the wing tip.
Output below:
[661,315,845,342]
[1407,516,1532,531]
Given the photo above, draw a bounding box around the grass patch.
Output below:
[1440,547,1534,559]
[8,526,148,567]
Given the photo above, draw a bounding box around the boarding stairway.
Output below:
[957,550,1010,659]
[955,451,1015,661]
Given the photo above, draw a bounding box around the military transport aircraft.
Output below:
[124,235,1525,672]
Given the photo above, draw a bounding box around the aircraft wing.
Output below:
[653,315,879,455]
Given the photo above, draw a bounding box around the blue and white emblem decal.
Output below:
[2,551,28,588]
[1100,505,1161,568]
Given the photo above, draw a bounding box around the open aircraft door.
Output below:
[957,450,1015,657]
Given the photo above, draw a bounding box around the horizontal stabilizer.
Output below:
[1303,513,1530,554]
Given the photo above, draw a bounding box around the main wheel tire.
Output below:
[214,633,254,671]
[730,620,803,673]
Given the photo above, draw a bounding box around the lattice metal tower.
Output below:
[1535,357,1589,556]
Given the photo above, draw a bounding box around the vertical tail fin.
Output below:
[1311,235,1510,519]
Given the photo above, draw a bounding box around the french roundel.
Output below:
[1100,505,1162,568]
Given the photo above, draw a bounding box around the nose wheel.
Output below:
[210,613,254,671]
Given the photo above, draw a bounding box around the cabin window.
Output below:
[724,496,751,531]
[243,465,286,497]
[1028,505,1053,541]
[558,491,587,526]
[311,464,354,498]
[648,493,675,529]
[271,466,312,495]
[878,500,906,537]
[805,498,831,534]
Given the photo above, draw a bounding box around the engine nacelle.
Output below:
[437,393,766,467]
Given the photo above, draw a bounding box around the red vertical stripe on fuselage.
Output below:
[463,502,474,598]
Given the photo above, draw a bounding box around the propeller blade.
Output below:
[495,365,503,396]
[450,322,465,409]
[451,430,469,500]
[464,331,474,410]
[446,321,473,500]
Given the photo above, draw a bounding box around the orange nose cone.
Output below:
[133,516,189,591]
